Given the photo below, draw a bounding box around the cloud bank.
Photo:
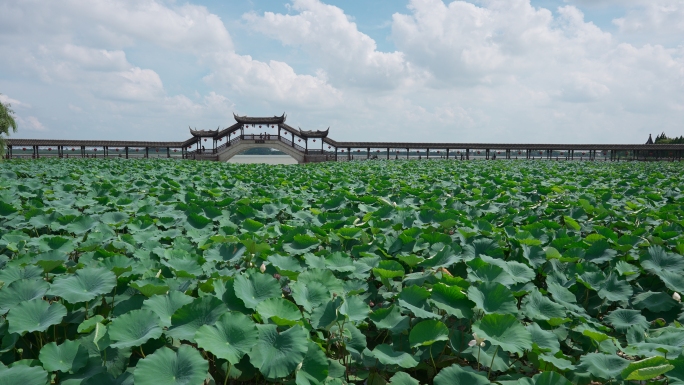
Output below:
[0,0,682,143]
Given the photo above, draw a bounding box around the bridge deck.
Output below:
[7,114,684,162]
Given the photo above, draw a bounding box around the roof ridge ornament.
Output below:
[233,112,286,124]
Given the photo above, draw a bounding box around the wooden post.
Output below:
[367,147,370,159]
[167,147,170,158]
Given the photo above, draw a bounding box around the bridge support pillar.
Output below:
[446,148,449,159]
[466,149,469,160]
[387,148,389,160]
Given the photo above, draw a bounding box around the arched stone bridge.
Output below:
[7,114,684,163]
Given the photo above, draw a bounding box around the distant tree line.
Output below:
[655,132,684,144]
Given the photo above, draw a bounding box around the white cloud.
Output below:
[613,1,684,37]
[0,94,28,108]
[203,52,342,107]
[16,116,47,132]
[243,0,417,89]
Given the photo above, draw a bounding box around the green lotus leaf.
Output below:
[532,372,571,385]
[527,323,560,352]
[472,313,532,355]
[369,305,410,333]
[373,260,405,279]
[268,254,304,273]
[325,252,355,272]
[290,281,329,312]
[295,342,329,385]
[0,365,49,385]
[233,273,282,310]
[217,278,251,313]
[467,282,517,315]
[597,274,633,303]
[371,344,419,369]
[522,290,566,321]
[108,309,163,349]
[398,285,439,319]
[256,298,302,324]
[584,240,617,264]
[309,298,343,330]
[142,291,194,327]
[195,312,258,364]
[409,320,449,347]
[65,216,98,235]
[430,283,474,318]
[433,364,491,385]
[243,218,264,232]
[283,234,320,255]
[0,279,49,315]
[539,353,575,371]
[578,353,629,380]
[100,212,129,226]
[134,345,208,385]
[622,356,674,381]
[161,258,203,277]
[77,315,105,333]
[39,340,89,373]
[34,250,68,273]
[656,270,684,294]
[7,299,67,334]
[605,309,649,332]
[49,267,116,304]
[640,245,684,274]
[339,295,370,322]
[130,278,170,298]
[248,324,309,379]
[204,243,246,263]
[632,291,678,312]
[418,245,460,269]
[167,296,228,342]
[388,372,420,385]
[297,269,344,296]
[0,265,43,286]
[36,236,75,253]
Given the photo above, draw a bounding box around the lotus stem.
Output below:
[224,363,231,385]
[488,345,499,379]
[477,345,481,371]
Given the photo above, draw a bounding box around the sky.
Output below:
[0,0,683,144]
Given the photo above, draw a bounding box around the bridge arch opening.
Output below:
[227,147,298,165]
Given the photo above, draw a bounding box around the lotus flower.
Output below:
[469,333,486,347]
[260,263,266,273]
[674,292,681,302]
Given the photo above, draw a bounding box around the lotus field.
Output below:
[2,158,684,385]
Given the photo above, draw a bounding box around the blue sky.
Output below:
[1,0,683,144]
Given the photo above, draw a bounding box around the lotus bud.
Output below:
[155,269,162,278]
[468,333,486,348]
[674,292,681,302]
[260,263,266,273]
